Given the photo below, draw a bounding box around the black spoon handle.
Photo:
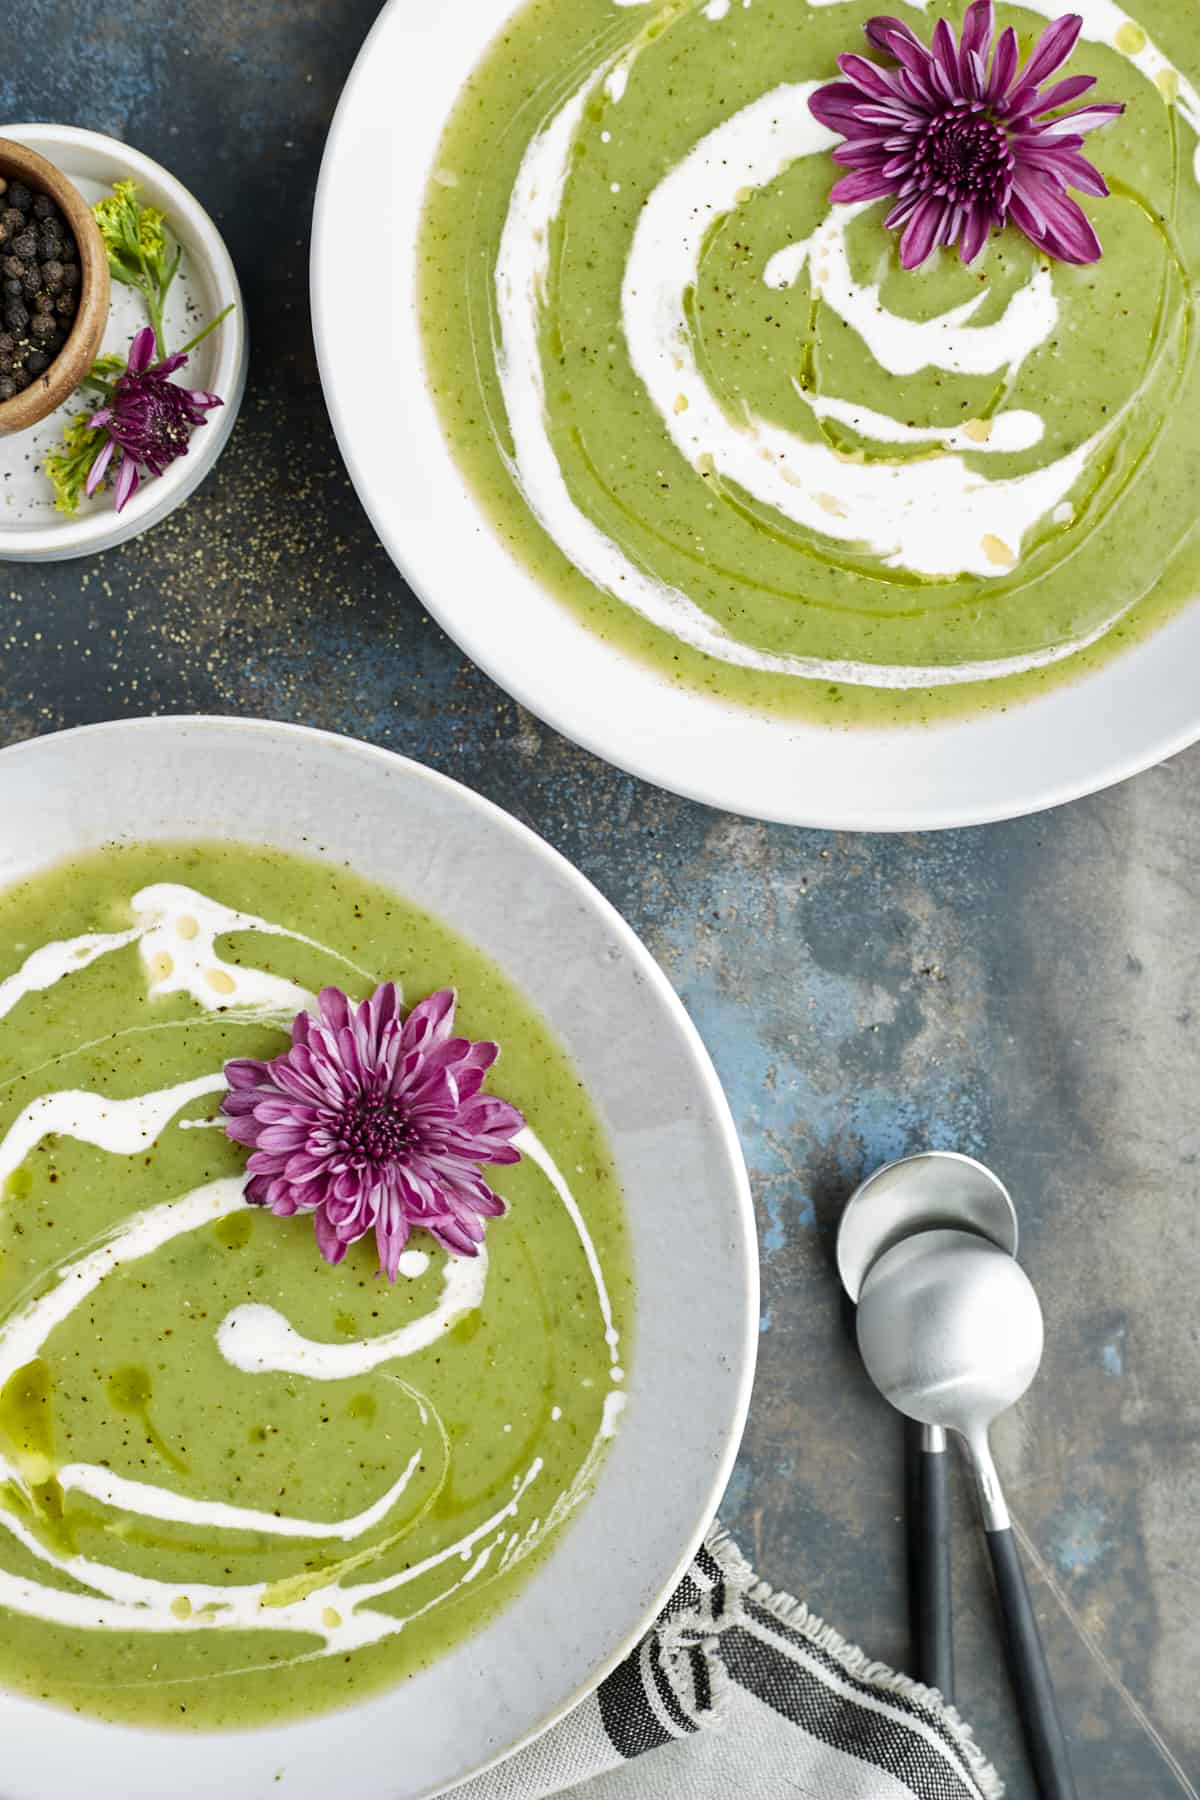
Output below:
[986,1526,1077,1800]
[907,1420,954,1699]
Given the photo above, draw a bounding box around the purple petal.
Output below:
[1025,72,1096,116]
[1054,149,1110,197]
[961,47,988,100]
[830,166,900,203]
[1009,168,1050,233]
[313,1206,350,1267]
[810,81,882,133]
[899,193,949,267]
[373,1200,412,1281]
[1037,101,1125,136]
[959,203,992,263]
[884,192,922,229]
[865,14,929,58]
[958,0,994,68]
[403,988,457,1054]
[870,27,940,98]
[126,326,156,375]
[930,18,960,87]
[317,986,353,1033]
[1029,183,1102,261]
[113,455,139,512]
[1018,13,1083,90]
[152,350,189,377]
[837,51,906,100]
[988,26,1021,100]
[84,436,116,495]
[225,1058,271,1089]
[831,140,895,169]
[427,1214,483,1258]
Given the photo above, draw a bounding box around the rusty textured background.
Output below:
[3,3,1199,1796]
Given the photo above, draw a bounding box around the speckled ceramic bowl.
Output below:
[0,716,757,1800]
[0,126,246,562]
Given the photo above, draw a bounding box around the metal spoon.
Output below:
[838,1152,1018,1699]
[856,1226,1076,1800]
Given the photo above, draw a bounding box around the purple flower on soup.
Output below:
[86,324,222,512]
[221,985,525,1279]
[809,2,1124,269]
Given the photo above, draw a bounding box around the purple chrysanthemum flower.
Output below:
[221,985,526,1279]
[809,2,1124,269]
[85,324,222,512]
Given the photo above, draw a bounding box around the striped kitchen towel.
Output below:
[454,1526,1002,1800]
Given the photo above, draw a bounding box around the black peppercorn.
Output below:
[0,375,14,401]
[0,189,81,388]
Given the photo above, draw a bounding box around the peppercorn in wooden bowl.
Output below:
[0,137,109,436]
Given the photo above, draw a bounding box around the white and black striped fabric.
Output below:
[455,1528,1002,1800]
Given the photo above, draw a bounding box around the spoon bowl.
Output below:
[857,1227,1044,1470]
[837,1152,1018,1302]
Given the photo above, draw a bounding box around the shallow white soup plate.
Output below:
[0,717,757,1800]
[312,0,1200,830]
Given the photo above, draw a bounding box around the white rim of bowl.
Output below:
[0,125,245,558]
[0,714,759,1797]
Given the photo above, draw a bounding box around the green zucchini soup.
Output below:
[418,0,1200,725]
[0,841,630,1727]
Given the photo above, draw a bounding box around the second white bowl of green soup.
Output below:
[314,0,1200,828]
[0,716,756,1800]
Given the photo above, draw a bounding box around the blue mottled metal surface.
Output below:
[3,3,1199,1795]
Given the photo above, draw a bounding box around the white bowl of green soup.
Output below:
[0,717,756,1799]
[313,0,1200,828]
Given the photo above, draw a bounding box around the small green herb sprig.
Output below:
[92,180,179,361]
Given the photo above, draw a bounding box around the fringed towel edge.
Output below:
[703,1524,1004,1800]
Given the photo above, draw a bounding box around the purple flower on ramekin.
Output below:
[809,2,1124,269]
[86,325,222,512]
[221,985,525,1279]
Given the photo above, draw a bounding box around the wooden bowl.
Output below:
[0,137,110,436]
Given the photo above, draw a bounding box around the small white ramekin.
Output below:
[0,124,246,562]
